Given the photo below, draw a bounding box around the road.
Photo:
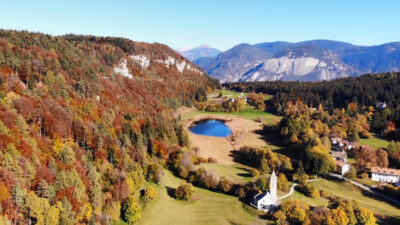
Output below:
[329,173,400,206]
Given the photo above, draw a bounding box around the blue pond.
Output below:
[189,119,232,137]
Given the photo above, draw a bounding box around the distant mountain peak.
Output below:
[176,44,221,61]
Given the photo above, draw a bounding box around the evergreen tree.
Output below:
[12,184,26,208]
[36,180,53,202]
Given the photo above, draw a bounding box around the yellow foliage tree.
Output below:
[331,208,349,225]
[356,207,376,225]
[0,183,10,201]
[45,205,60,225]
[25,191,50,225]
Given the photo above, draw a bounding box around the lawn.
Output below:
[138,170,265,225]
[213,89,245,98]
[311,179,400,217]
[196,163,253,183]
[182,106,281,123]
[285,189,329,207]
[359,135,390,149]
[353,177,378,187]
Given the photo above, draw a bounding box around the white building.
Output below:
[331,150,351,175]
[251,170,278,211]
[370,167,400,183]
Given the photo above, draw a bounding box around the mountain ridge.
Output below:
[194,40,400,82]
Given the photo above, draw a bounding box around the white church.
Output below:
[251,170,278,212]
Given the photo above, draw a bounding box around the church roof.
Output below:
[254,192,269,201]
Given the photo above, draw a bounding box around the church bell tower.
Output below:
[270,170,277,203]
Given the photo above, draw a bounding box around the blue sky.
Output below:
[2,0,400,51]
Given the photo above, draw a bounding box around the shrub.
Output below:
[121,197,142,225]
[175,181,196,201]
[207,157,217,163]
[250,168,260,177]
[360,173,369,179]
[141,186,157,204]
[300,184,320,198]
[218,176,232,193]
[345,166,357,179]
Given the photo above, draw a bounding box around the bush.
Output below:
[360,173,369,179]
[141,186,157,204]
[300,184,320,198]
[319,190,330,198]
[207,157,217,163]
[146,164,163,184]
[345,166,357,179]
[218,177,233,193]
[175,181,196,201]
[121,197,142,225]
[250,168,260,177]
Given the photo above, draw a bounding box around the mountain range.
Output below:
[191,40,400,82]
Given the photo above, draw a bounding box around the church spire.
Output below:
[270,170,277,202]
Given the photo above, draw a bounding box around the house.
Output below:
[251,170,278,212]
[331,149,350,176]
[332,151,348,162]
[336,160,351,176]
[370,167,400,183]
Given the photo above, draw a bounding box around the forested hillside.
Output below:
[227,73,400,138]
[0,30,217,224]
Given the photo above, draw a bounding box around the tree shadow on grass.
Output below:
[376,215,400,225]
[360,189,400,209]
[254,129,300,159]
[324,175,400,209]
[165,186,175,199]
[234,166,253,178]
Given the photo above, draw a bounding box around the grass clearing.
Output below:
[312,179,400,217]
[359,135,390,149]
[182,106,281,123]
[285,189,329,207]
[138,170,264,225]
[196,163,253,183]
[353,177,378,186]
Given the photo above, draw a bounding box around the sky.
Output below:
[2,0,400,51]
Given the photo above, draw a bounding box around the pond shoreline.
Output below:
[189,119,233,137]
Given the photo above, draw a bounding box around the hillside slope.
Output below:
[0,30,216,224]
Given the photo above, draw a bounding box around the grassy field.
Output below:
[359,135,390,149]
[312,179,400,217]
[182,89,280,123]
[138,170,266,225]
[213,89,245,98]
[196,163,253,183]
[354,177,378,186]
[285,189,329,207]
[182,106,281,123]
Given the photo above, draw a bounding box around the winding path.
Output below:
[277,178,321,200]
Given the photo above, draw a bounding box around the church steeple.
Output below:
[270,170,277,202]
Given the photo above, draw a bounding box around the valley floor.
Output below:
[140,90,400,225]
